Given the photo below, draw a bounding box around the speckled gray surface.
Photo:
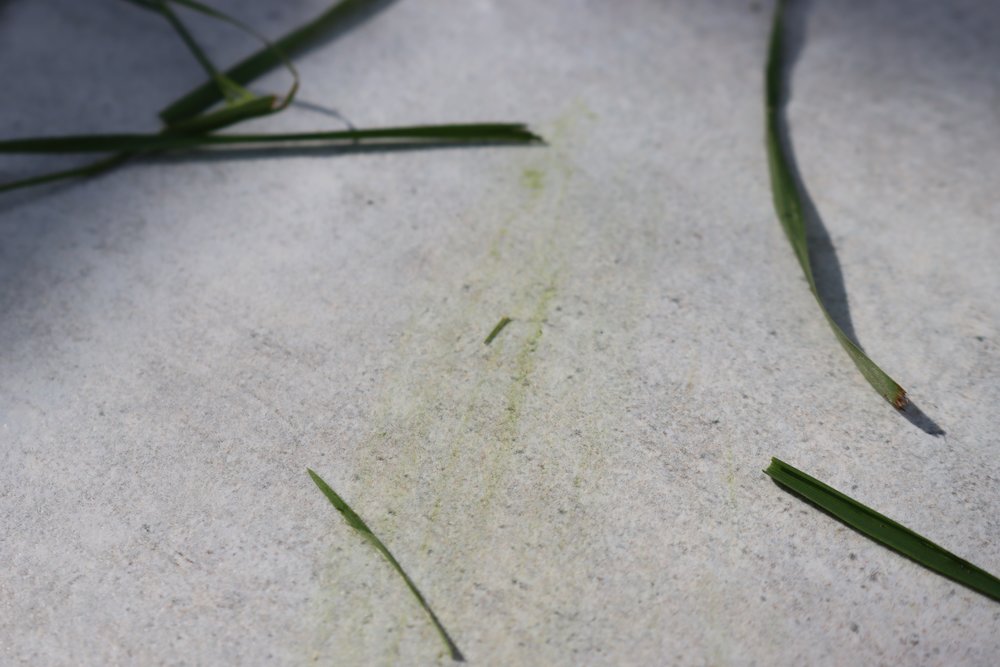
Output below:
[1,0,999,665]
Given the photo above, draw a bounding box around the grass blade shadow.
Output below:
[765,1,941,435]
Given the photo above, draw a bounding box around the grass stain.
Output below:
[520,167,545,194]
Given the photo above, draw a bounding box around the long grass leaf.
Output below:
[307,469,465,662]
[0,124,541,154]
[1,1,536,194]
[126,0,300,128]
[163,0,301,113]
[123,0,255,103]
[764,457,1000,603]
[0,154,130,195]
[764,0,907,409]
[160,0,383,125]
[0,97,281,194]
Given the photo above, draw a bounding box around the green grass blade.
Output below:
[164,95,279,134]
[163,0,301,112]
[0,154,130,194]
[2,1,536,194]
[0,124,541,153]
[160,0,383,125]
[764,0,907,409]
[307,469,465,662]
[484,316,511,345]
[129,0,255,102]
[764,457,1000,603]
[128,0,300,128]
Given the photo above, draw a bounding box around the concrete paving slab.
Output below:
[1,0,998,664]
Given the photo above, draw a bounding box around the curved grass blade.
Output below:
[123,0,255,104]
[307,469,465,662]
[0,0,538,194]
[165,95,281,135]
[764,457,1000,603]
[126,0,301,131]
[163,0,301,115]
[764,0,907,409]
[0,124,542,154]
[161,0,383,125]
[0,0,309,195]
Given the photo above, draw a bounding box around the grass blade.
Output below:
[484,316,511,345]
[124,0,255,103]
[0,154,130,195]
[764,0,907,409]
[163,0,301,114]
[0,124,541,154]
[307,469,464,661]
[1,0,537,195]
[764,457,1000,603]
[126,0,300,130]
[160,0,384,125]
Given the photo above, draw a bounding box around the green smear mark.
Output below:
[307,469,465,661]
[311,107,587,660]
[475,280,557,509]
[520,168,544,194]
[765,458,1000,603]
[505,284,556,438]
[765,0,907,409]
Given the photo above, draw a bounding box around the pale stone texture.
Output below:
[1,1,998,665]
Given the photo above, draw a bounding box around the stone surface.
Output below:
[1,0,998,664]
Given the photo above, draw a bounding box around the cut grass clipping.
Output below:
[307,469,465,662]
[1,0,539,194]
[764,458,1000,603]
[0,125,541,154]
[484,316,512,345]
[764,0,907,409]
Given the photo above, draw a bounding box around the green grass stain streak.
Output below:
[520,167,544,194]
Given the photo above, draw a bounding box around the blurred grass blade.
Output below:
[0,155,129,195]
[0,124,541,153]
[165,95,279,135]
[126,0,300,129]
[764,457,1000,603]
[764,0,907,409]
[0,98,282,194]
[161,0,383,125]
[307,469,465,662]
[124,0,256,103]
[484,316,511,345]
[0,123,538,193]
[1,0,538,194]
[164,0,301,114]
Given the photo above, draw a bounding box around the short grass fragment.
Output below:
[484,316,512,345]
[764,457,1000,603]
[307,468,465,662]
[764,0,907,409]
